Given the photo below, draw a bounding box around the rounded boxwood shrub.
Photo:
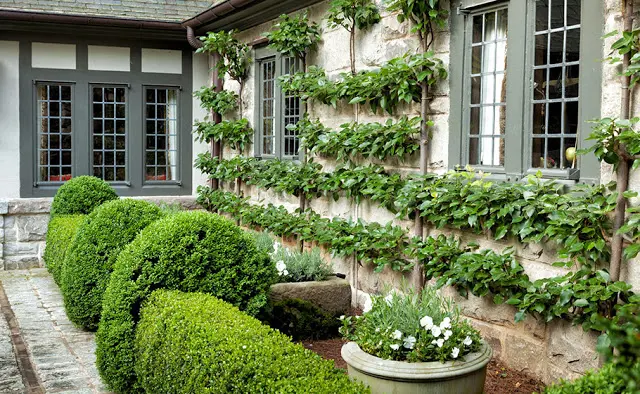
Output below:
[50,176,118,217]
[135,290,368,393]
[43,214,86,285]
[60,199,163,331]
[96,211,277,393]
[543,362,627,393]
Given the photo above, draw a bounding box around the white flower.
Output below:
[439,317,451,330]
[403,336,416,349]
[431,325,442,338]
[436,338,444,348]
[375,328,380,333]
[384,293,394,306]
[242,345,247,349]
[420,315,434,329]
[275,260,286,275]
[463,336,473,346]
[444,330,453,340]
[390,344,400,351]
[392,330,403,340]
[452,347,460,358]
[363,295,373,313]
[339,315,345,321]
[273,242,280,254]
[282,269,289,276]
[431,340,437,345]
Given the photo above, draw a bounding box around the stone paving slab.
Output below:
[0,310,25,393]
[0,269,112,394]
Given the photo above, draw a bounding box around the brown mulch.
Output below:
[300,339,546,394]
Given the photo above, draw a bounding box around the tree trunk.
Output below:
[211,52,224,191]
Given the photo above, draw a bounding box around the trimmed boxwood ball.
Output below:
[135,290,368,394]
[43,214,86,285]
[50,176,118,217]
[60,199,163,331]
[96,211,277,393]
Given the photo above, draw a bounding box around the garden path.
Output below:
[0,269,111,394]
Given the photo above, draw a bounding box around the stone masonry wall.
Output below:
[212,0,640,385]
[0,196,201,271]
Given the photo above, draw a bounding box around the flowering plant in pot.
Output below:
[340,286,492,394]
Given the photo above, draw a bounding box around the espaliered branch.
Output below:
[197,188,632,330]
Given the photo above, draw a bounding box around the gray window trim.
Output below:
[253,46,302,160]
[449,0,602,185]
[18,38,193,198]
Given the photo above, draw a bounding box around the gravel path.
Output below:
[0,269,111,394]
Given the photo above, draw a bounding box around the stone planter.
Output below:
[341,341,492,394]
[269,277,351,313]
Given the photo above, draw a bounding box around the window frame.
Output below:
[19,40,193,198]
[449,0,603,185]
[253,46,303,160]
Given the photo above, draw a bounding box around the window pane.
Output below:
[260,58,276,156]
[283,56,302,157]
[145,88,179,182]
[531,0,580,170]
[37,83,72,183]
[93,86,126,182]
[467,8,507,167]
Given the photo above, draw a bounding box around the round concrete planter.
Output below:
[341,341,492,394]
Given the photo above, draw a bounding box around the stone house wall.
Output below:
[216,0,640,384]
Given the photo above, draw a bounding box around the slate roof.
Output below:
[0,0,216,23]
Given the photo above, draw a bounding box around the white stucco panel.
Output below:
[141,48,182,74]
[32,43,76,70]
[88,45,130,72]
[0,41,21,198]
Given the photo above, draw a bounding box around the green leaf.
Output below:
[573,299,589,308]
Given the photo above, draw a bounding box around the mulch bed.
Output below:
[301,338,546,394]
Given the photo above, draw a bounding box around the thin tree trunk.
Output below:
[611,0,634,282]
[211,52,223,191]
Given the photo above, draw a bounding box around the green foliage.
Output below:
[620,206,640,258]
[193,87,238,114]
[193,118,253,151]
[280,53,448,113]
[50,176,118,217]
[43,214,85,285]
[198,30,250,82]
[272,245,334,282]
[582,117,640,170]
[594,295,640,392]
[326,0,381,32]
[385,0,448,40]
[543,362,629,394]
[265,13,321,60]
[249,230,276,254]
[296,115,420,162]
[135,290,368,393]
[262,298,342,340]
[60,199,163,331]
[340,286,482,362]
[96,211,277,393]
[197,188,413,272]
[608,29,640,87]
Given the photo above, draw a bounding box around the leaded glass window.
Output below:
[260,58,276,156]
[92,86,127,182]
[145,88,179,182]
[37,83,72,183]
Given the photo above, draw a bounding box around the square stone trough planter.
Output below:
[341,341,492,394]
[269,276,351,313]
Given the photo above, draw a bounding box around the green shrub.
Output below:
[60,199,163,331]
[43,214,86,285]
[543,362,629,394]
[96,211,277,393]
[50,176,118,217]
[135,290,368,393]
[263,298,342,340]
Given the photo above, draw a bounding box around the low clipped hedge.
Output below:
[43,214,86,285]
[96,211,277,393]
[135,290,368,393]
[543,363,627,394]
[50,176,118,217]
[61,199,163,331]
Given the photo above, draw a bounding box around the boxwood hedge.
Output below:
[135,290,368,393]
[50,176,118,217]
[96,211,277,393]
[60,199,163,331]
[543,362,628,394]
[43,214,86,285]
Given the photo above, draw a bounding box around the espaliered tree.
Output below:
[195,30,253,198]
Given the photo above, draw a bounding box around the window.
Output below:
[37,83,73,183]
[450,0,602,184]
[254,48,302,159]
[22,43,193,197]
